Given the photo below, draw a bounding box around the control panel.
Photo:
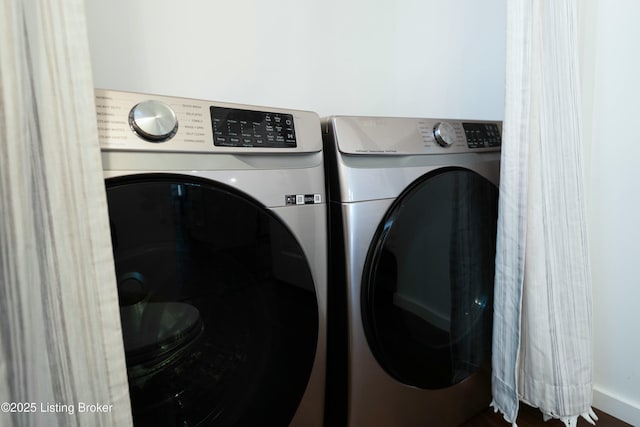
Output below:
[462,122,501,148]
[95,89,320,153]
[329,116,502,155]
[211,107,296,148]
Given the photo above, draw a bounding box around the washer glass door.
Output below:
[106,175,318,426]
[361,168,498,389]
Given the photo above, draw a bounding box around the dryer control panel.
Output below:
[461,122,501,148]
[327,116,502,155]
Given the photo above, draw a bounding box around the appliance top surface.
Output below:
[324,115,502,156]
[96,89,322,154]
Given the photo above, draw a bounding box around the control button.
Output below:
[433,122,456,147]
[129,100,178,142]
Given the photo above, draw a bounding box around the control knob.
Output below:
[129,100,178,142]
[433,122,456,147]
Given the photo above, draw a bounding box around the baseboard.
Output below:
[593,386,640,426]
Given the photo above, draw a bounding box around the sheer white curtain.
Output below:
[0,1,131,426]
[491,1,596,426]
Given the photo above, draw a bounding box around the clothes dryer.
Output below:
[96,89,327,426]
[322,116,501,427]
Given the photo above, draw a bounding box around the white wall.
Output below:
[581,1,640,425]
[85,0,505,119]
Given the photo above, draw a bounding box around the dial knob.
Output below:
[433,122,456,147]
[129,100,178,142]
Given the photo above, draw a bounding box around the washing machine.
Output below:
[95,89,327,426]
[322,116,501,427]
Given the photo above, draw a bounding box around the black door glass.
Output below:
[106,175,318,426]
[361,168,498,390]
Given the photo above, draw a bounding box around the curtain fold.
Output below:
[491,1,596,426]
[0,1,131,426]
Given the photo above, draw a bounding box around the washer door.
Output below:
[106,174,318,426]
[361,168,498,389]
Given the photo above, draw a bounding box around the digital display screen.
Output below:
[211,107,296,148]
[462,123,501,148]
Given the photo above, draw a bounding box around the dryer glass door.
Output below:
[361,168,498,389]
[106,175,318,426]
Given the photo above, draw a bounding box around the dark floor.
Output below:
[462,403,632,427]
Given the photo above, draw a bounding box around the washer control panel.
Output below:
[95,89,320,153]
[211,107,296,148]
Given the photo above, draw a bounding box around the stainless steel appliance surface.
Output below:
[97,89,327,427]
[322,116,501,427]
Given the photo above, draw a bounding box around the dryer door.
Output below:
[361,167,498,389]
[106,174,318,426]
